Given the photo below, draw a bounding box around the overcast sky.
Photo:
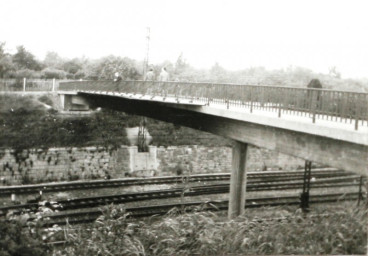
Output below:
[1,0,367,78]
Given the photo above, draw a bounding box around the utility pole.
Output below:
[138,27,151,152]
[143,27,150,79]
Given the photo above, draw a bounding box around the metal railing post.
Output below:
[52,78,56,92]
[300,160,312,211]
[278,88,282,118]
[250,86,253,113]
[357,176,363,206]
[311,90,317,123]
[207,83,211,106]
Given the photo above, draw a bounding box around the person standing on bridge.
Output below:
[145,68,155,81]
[158,67,169,98]
[159,67,169,82]
[114,72,122,82]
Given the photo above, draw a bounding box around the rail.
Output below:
[0,168,351,196]
[59,80,368,130]
[32,192,364,226]
[0,172,363,216]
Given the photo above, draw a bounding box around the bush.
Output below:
[38,95,54,106]
[56,205,145,256]
[14,69,41,79]
[74,70,86,79]
[0,219,50,256]
[40,68,67,79]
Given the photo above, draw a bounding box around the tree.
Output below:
[43,51,63,68]
[174,53,188,76]
[40,68,67,79]
[210,62,227,83]
[0,41,5,57]
[12,45,42,70]
[93,56,141,80]
[0,42,15,78]
[14,69,41,78]
[62,59,82,75]
[328,66,341,79]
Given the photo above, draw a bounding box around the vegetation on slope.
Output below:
[0,94,229,150]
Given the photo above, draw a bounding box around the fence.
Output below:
[59,80,368,130]
[0,79,74,92]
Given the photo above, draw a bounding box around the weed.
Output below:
[52,203,367,255]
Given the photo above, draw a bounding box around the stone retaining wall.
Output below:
[0,145,305,185]
[156,145,305,176]
[0,147,124,185]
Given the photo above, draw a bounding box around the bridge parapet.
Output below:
[59,81,368,130]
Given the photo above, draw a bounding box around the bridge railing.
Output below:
[59,80,368,130]
[0,78,73,92]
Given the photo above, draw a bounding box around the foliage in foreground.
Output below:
[0,219,50,256]
[53,204,367,256]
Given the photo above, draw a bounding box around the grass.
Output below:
[50,202,367,255]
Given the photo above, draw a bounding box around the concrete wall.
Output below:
[0,145,305,185]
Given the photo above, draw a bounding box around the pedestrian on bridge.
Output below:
[158,67,169,98]
[159,67,169,82]
[114,72,122,82]
[145,68,155,81]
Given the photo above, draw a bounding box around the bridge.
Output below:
[58,80,368,218]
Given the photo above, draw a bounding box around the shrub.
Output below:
[14,69,41,79]
[40,68,67,79]
[57,205,145,256]
[0,219,50,256]
[38,95,54,106]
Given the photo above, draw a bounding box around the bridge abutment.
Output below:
[59,92,90,111]
[228,141,249,219]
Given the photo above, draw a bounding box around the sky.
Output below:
[1,0,368,78]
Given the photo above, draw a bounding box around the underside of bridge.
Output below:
[80,93,367,175]
[71,92,367,218]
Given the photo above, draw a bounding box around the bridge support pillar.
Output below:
[228,141,249,219]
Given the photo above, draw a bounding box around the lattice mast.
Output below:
[143,27,150,79]
[138,28,151,152]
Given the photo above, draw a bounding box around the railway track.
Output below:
[38,192,362,226]
[0,168,354,196]
[0,173,363,216]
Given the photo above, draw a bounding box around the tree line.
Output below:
[0,42,367,92]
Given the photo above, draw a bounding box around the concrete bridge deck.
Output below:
[72,90,368,143]
[59,89,367,176]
